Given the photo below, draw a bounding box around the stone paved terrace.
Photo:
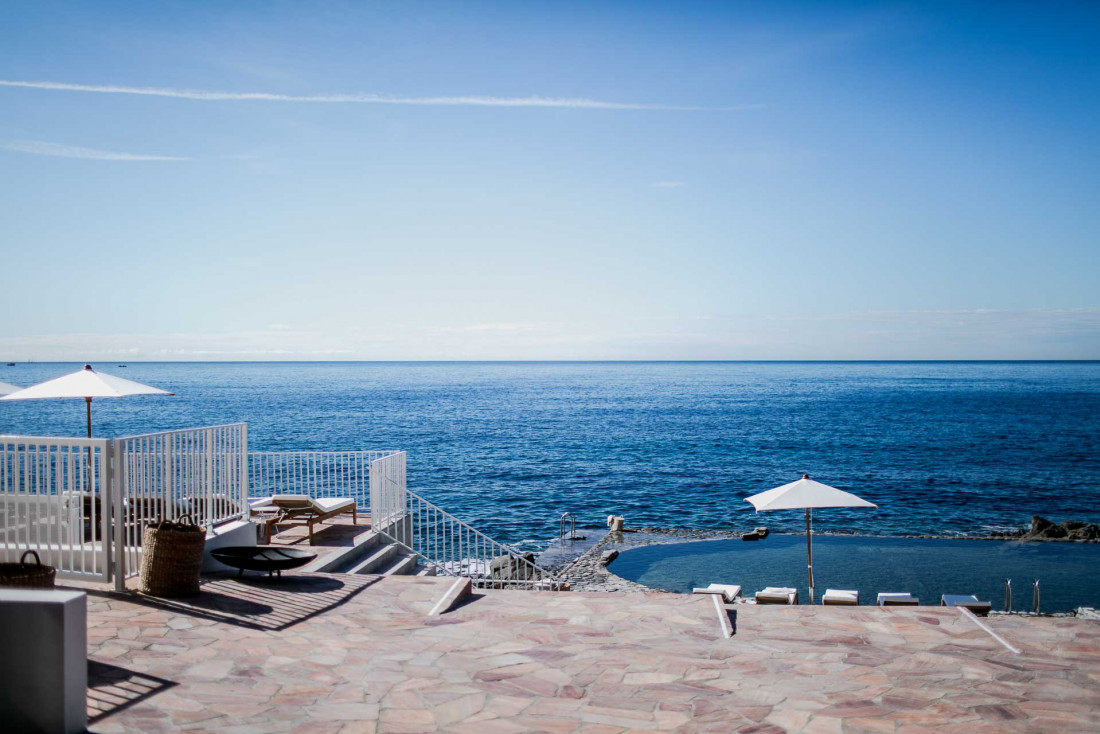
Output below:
[78,571,1100,733]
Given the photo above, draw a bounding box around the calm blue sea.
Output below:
[2,362,1098,551]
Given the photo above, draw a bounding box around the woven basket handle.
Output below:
[177,514,195,526]
[19,550,42,566]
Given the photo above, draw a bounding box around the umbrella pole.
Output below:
[85,397,93,494]
[806,508,814,604]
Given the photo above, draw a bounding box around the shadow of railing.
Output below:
[88,573,382,632]
[87,660,177,725]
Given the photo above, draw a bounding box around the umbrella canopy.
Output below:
[0,364,173,436]
[0,381,21,397]
[745,475,877,512]
[745,475,877,603]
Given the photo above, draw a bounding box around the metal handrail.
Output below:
[369,455,563,590]
[1004,578,1012,612]
[393,488,564,589]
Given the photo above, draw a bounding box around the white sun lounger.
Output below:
[755,587,799,605]
[941,594,992,616]
[692,584,742,603]
[261,494,357,545]
[822,589,859,606]
[877,592,919,606]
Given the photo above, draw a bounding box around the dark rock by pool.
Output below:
[608,534,1100,612]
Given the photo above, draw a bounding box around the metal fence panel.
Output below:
[0,435,112,583]
[115,423,248,580]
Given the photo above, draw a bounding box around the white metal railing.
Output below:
[370,452,564,590]
[0,435,113,583]
[250,450,396,511]
[0,430,563,592]
[116,424,248,581]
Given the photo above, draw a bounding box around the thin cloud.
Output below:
[652,181,685,188]
[1,140,188,161]
[0,79,759,111]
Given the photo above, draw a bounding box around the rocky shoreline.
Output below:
[987,515,1100,542]
[555,527,742,592]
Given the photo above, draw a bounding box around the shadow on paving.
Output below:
[87,660,176,726]
[89,574,382,631]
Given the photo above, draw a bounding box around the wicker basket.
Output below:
[140,515,205,597]
[0,550,57,589]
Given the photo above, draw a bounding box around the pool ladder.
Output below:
[1003,578,1041,613]
[559,512,577,544]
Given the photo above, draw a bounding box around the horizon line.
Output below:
[3,359,1098,365]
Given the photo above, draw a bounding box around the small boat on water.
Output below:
[5,363,14,367]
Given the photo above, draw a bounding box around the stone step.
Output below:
[382,554,419,576]
[415,565,437,577]
[347,542,398,575]
[302,530,382,574]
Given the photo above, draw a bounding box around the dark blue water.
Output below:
[610,535,1100,612]
[2,362,1098,551]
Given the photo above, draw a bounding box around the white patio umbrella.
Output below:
[744,474,877,603]
[0,364,173,437]
[0,381,21,396]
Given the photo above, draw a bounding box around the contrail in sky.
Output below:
[0,79,758,111]
[1,140,187,161]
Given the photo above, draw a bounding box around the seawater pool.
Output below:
[609,535,1100,612]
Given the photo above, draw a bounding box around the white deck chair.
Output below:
[692,584,742,603]
[877,592,919,606]
[822,589,859,606]
[941,594,992,616]
[263,494,357,545]
[755,587,799,605]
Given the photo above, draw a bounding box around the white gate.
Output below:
[0,435,115,584]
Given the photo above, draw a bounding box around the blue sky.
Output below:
[1,1,1097,360]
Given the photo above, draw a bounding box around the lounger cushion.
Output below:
[756,587,798,604]
[692,584,742,603]
[269,495,354,514]
[822,589,859,604]
[877,592,919,606]
[311,497,355,513]
[941,594,992,612]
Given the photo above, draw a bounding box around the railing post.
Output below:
[204,428,213,531]
[239,424,249,520]
[110,439,125,592]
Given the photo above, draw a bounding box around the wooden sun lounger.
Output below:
[877,592,919,606]
[257,495,357,545]
[941,594,992,616]
[755,587,799,605]
[692,584,742,603]
[822,589,859,606]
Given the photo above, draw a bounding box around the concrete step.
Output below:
[382,554,419,576]
[415,565,438,577]
[302,530,382,574]
[347,542,398,575]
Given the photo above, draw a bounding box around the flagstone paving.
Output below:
[82,573,1100,732]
